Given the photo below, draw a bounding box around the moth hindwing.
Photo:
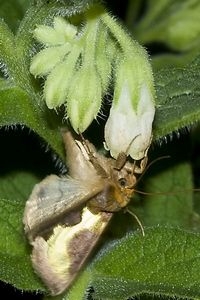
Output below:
[31,207,112,295]
[23,129,145,295]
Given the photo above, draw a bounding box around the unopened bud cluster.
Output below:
[30,4,155,160]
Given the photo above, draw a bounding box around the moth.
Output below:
[23,129,147,295]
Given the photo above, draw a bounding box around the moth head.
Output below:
[113,160,137,190]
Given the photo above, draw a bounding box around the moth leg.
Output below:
[114,134,144,171]
[114,152,127,170]
[79,132,109,178]
[133,156,148,174]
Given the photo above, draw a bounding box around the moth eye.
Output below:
[118,178,127,187]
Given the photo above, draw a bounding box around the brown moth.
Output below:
[23,129,147,295]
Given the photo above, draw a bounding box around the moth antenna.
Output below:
[136,155,170,185]
[135,156,200,196]
[126,134,141,155]
[134,188,200,196]
[126,208,145,237]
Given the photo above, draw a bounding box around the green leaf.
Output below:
[153,55,200,140]
[0,171,45,291]
[141,160,194,228]
[91,227,200,299]
[0,0,29,32]
[0,19,15,67]
[0,82,64,159]
[152,48,200,71]
[63,269,91,300]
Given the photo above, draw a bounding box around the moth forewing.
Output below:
[23,130,106,241]
[61,129,100,180]
[23,174,105,241]
[31,207,112,296]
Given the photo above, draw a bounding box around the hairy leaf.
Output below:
[0,171,45,291]
[153,55,200,140]
[91,227,200,299]
[0,82,64,159]
[0,0,29,32]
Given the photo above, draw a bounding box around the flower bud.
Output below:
[30,8,156,140]
[43,46,81,109]
[95,26,113,93]
[33,17,77,46]
[67,66,102,133]
[30,43,71,76]
[105,56,155,160]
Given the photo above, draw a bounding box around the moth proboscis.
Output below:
[23,129,147,296]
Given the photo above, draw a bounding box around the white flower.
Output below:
[105,82,155,160]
